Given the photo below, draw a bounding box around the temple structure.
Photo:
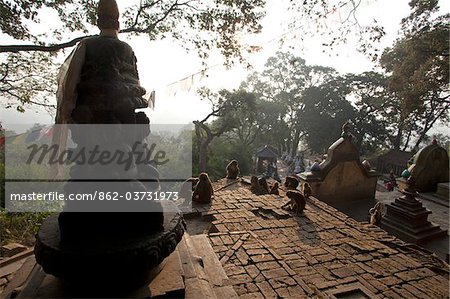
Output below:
[298,133,379,204]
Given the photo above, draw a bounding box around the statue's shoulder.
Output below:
[83,36,135,57]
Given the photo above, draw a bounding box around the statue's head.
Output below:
[97,0,119,31]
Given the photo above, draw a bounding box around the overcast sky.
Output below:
[1,0,449,134]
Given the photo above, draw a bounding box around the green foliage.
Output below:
[0,1,96,40]
[300,80,356,154]
[0,144,4,209]
[1,0,266,110]
[0,52,58,112]
[205,137,255,181]
[241,51,336,155]
[380,2,449,149]
[0,211,52,246]
[194,88,257,172]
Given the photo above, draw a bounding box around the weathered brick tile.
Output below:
[250,254,275,263]
[245,282,259,293]
[292,275,315,296]
[310,265,332,280]
[391,285,418,298]
[210,236,224,246]
[315,254,336,263]
[403,283,435,299]
[254,273,266,283]
[353,253,373,262]
[301,273,326,287]
[312,279,338,290]
[221,235,234,245]
[335,276,358,285]
[382,257,407,273]
[287,285,307,297]
[286,259,308,270]
[245,265,260,279]
[239,291,265,299]
[394,268,435,282]
[256,281,278,299]
[274,287,290,298]
[356,277,379,294]
[295,266,317,277]
[268,276,297,289]
[419,277,449,298]
[224,265,246,276]
[395,254,422,269]
[374,259,398,275]
[246,248,269,256]
[330,266,355,278]
[302,253,319,265]
[236,248,250,266]
[355,262,381,277]
[261,268,289,280]
[379,276,403,287]
[234,284,248,295]
[278,261,296,276]
[382,289,404,299]
[276,247,296,255]
[321,260,345,270]
[242,242,263,250]
[361,273,388,292]
[229,273,252,285]
[366,260,391,277]
[256,261,280,271]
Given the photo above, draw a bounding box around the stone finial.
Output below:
[341,121,352,140]
[97,0,120,30]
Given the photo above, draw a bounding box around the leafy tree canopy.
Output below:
[0,0,265,111]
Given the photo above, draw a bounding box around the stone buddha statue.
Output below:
[55,0,163,240]
[34,2,184,290]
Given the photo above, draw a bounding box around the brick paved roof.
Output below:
[194,179,450,298]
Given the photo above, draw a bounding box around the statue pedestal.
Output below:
[34,207,185,292]
[381,189,447,244]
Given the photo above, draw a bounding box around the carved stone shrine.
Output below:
[381,179,447,244]
[298,130,379,204]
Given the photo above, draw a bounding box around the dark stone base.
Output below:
[34,210,185,291]
[381,190,447,244]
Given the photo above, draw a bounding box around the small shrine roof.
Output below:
[256,146,278,158]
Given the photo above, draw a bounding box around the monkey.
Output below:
[250,176,263,195]
[269,182,279,195]
[178,177,199,206]
[282,190,306,215]
[284,176,299,190]
[193,173,214,204]
[302,182,312,199]
[226,160,240,179]
[369,202,383,225]
[258,177,269,194]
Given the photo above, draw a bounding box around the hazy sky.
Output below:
[1,0,449,133]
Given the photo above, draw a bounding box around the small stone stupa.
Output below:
[34,0,185,293]
[381,173,447,244]
[298,122,379,204]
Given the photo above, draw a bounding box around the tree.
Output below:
[1,0,265,111]
[380,0,449,149]
[343,72,400,151]
[194,88,256,172]
[241,51,336,156]
[251,98,289,153]
[287,0,386,58]
[299,79,356,154]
